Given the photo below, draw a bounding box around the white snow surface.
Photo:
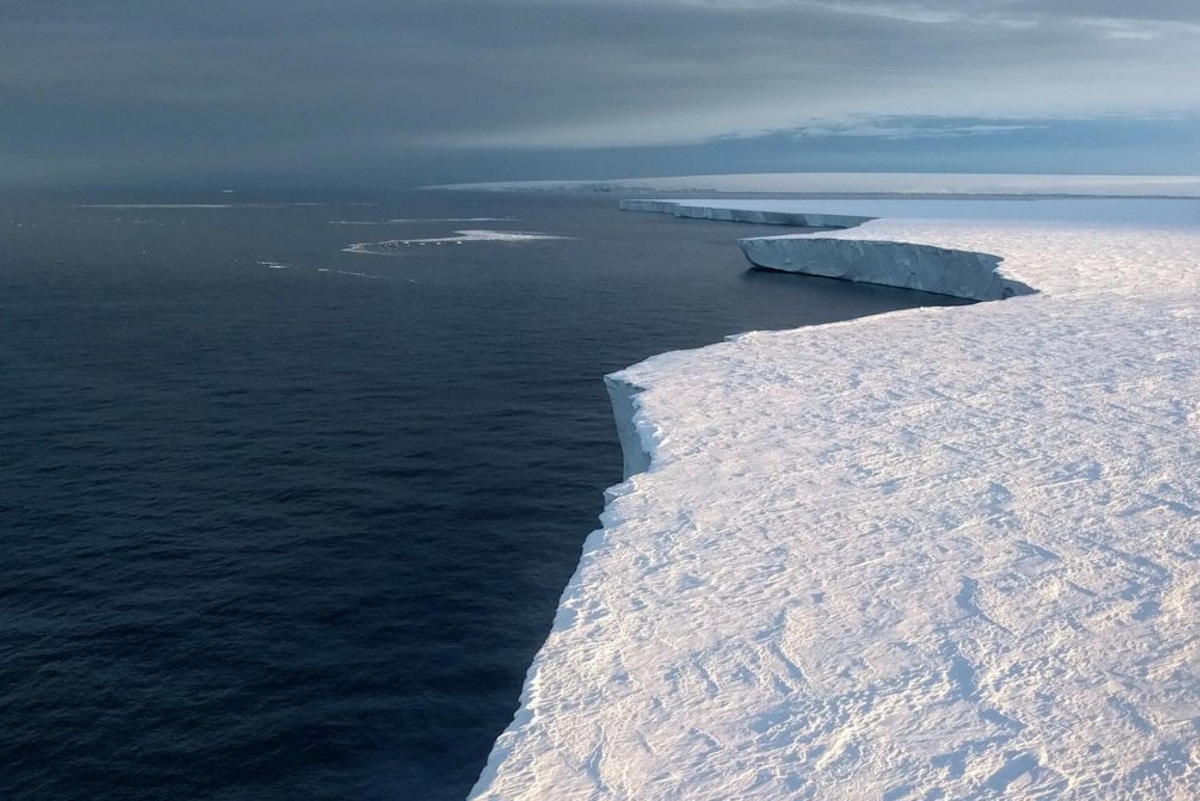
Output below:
[471,200,1200,799]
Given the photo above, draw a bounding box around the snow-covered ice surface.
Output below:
[471,198,1200,799]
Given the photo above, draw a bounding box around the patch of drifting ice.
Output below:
[77,203,341,209]
[315,268,385,280]
[81,203,236,209]
[258,260,383,280]
[343,229,569,253]
[472,200,1200,800]
[329,217,520,225]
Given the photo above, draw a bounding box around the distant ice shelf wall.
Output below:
[431,172,1200,196]
[623,199,1032,301]
[619,199,871,229]
[740,234,1034,302]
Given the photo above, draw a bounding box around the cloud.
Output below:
[1,0,1197,184]
[793,119,1044,140]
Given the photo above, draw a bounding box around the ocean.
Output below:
[0,190,967,800]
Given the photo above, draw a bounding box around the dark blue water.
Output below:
[0,190,967,800]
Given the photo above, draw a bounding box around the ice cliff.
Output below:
[623,199,1032,301]
[472,198,1200,800]
[739,234,1035,301]
[619,199,870,229]
[603,375,651,480]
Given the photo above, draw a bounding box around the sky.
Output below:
[3,0,1199,188]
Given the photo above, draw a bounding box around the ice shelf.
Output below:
[620,198,871,229]
[471,200,1200,800]
[739,235,1035,301]
[623,199,1032,300]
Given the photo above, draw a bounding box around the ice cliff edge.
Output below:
[620,199,871,229]
[603,375,652,480]
[740,234,1035,301]
[622,199,1032,301]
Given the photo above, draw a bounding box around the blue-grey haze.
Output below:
[2,1,1197,187]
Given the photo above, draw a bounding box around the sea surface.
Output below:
[0,190,967,800]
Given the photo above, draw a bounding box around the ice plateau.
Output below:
[471,198,1200,800]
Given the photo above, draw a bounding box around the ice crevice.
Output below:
[471,198,1200,800]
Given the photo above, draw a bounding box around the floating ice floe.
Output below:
[315,268,384,279]
[258,260,382,280]
[80,203,236,209]
[472,198,1200,800]
[329,216,520,225]
[77,202,340,209]
[343,229,569,253]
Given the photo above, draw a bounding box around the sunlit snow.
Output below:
[472,198,1200,799]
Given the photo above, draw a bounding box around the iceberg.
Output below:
[471,198,1200,800]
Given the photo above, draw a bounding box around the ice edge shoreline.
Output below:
[469,200,1033,798]
[622,199,1033,301]
[600,199,1032,493]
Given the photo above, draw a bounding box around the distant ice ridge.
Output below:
[431,172,1200,197]
[471,198,1200,799]
[625,197,1197,301]
[619,198,871,229]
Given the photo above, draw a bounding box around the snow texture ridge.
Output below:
[471,200,1200,800]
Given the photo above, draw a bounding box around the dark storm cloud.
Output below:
[2,0,1197,185]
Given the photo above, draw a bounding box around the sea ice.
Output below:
[471,198,1200,799]
[329,217,520,225]
[343,229,568,253]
